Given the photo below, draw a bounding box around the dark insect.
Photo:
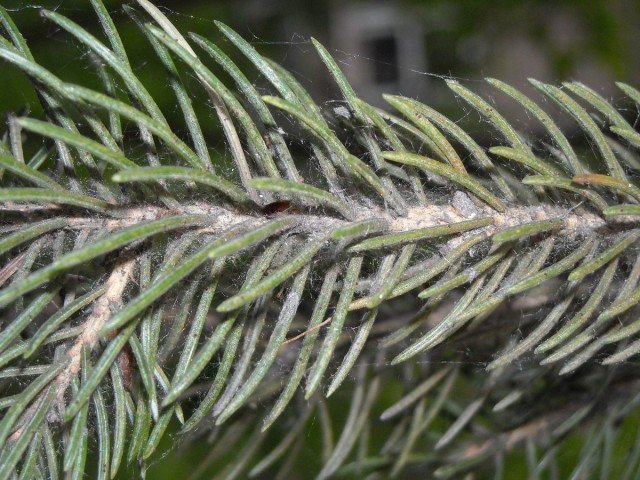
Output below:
[262,200,296,216]
[117,345,135,390]
[108,327,135,390]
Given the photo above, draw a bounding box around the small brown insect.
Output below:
[108,329,135,390]
[117,345,134,390]
[262,200,297,216]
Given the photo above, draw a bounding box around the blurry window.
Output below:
[365,35,399,84]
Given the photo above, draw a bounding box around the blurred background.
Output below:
[2,0,640,140]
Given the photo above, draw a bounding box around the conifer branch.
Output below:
[0,1,639,478]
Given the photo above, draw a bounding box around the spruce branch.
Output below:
[52,255,136,406]
[0,1,639,478]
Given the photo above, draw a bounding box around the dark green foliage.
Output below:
[1,1,640,478]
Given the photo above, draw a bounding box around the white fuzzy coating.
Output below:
[4,198,611,251]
